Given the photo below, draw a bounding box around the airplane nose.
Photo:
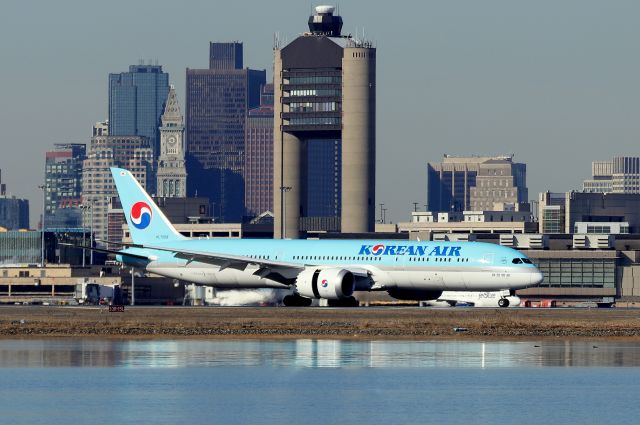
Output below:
[530,270,544,285]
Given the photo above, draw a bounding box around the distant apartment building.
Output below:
[582,156,640,194]
[44,143,86,229]
[244,84,274,218]
[82,135,154,244]
[186,42,266,222]
[428,155,528,212]
[109,64,169,158]
[0,169,29,230]
[92,120,109,137]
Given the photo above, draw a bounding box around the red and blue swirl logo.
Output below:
[372,244,385,256]
[321,279,329,288]
[130,201,152,229]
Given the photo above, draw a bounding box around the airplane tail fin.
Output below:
[110,167,185,245]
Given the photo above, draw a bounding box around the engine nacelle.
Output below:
[295,268,356,300]
[387,288,443,301]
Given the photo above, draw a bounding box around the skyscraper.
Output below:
[108,64,169,156]
[244,84,274,218]
[186,42,266,222]
[44,143,86,228]
[273,6,376,238]
[157,86,187,197]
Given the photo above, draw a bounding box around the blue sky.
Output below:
[1,0,639,225]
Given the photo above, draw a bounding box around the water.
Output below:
[0,339,639,424]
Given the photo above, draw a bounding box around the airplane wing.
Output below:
[144,243,304,271]
[95,241,306,284]
[60,243,151,261]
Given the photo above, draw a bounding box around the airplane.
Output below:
[422,290,521,308]
[81,167,544,306]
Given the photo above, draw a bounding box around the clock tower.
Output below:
[157,86,187,197]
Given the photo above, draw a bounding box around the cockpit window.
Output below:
[512,258,523,264]
[522,258,532,264]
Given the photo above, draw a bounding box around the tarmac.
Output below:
[2,305,640,339]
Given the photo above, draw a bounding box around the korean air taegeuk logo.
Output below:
[130,201,152,229]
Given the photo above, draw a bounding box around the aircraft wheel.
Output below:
[498,298,509,308]
[283,294,312,307]
[327,297,359,307]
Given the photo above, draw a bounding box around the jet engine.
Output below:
[295,268,356,300]
[387,288,443,301]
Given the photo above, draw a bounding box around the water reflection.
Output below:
[0,339,639,368]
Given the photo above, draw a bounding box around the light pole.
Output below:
[80,203,88,267]
[81,201,93,265]
[130,267,135,306]
[379,203,385,224]
[38,184,46,267]
[280,186,292,239]
[413,202,419,212]
[89,200,94,265]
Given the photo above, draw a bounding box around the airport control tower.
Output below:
[274,5,376,238]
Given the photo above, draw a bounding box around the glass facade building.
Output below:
[532,257,616,289]
[44,143,86,229]
[186,42,265,222]
[0,231,40,265]
[307,139,341,218]
[108,64,170,157]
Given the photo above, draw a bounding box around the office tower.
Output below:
[108,64,169,156]
[428,155,528,212]
[82,135,154,244]
[44,143,86,228]
[186,42,266,222]
[244,84,274,218]
[583,157,640,194]
[0,170,29,230]
[157,86,187,197]
[209,42,243,70]
[273,5,376,238]
[469,158,528,211]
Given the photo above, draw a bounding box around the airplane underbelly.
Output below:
[442,271,466,290]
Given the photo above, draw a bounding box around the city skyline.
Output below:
[3,0,640,226]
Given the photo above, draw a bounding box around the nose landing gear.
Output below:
[498,298,510,308]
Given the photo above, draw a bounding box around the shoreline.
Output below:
[2,305,640,340]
